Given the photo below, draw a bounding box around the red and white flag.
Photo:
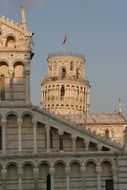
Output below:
[62,35,67,44]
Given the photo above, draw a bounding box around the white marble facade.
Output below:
[0,6,127,190]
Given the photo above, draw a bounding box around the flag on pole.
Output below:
[62,35,67,44]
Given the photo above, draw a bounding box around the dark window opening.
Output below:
[59,135,63,150]
[76,68,80,79]
[70,61,73,70]
[61,68,66,78]
[105,129,109,139]
[60,85,65,100]
[105,179,114,190]
[47,174,51,190]
[0,127,2,150]
[102,146,110,151]
[0,75,5,101]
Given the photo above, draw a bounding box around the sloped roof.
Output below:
[64,112,127,125]
[0,15,32,36]
[32,106,122,151]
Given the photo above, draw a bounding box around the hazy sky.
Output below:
[0,0,127,115]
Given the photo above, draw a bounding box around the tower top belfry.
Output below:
[0,7,33,106]
[41,52,90,115]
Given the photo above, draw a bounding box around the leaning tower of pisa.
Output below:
[41,52,91,115]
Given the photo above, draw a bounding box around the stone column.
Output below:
[72,135,77,152]
[18,168,23,190]
[1,169,7,190]
[97,143,102,152]
[32,119,37,154]
[84,138,89,151]
[96,166,101,190]
[65,167,70,190]
[49,167,55,190]
[8,69,14,102]
[1,119,6,154]
[112,165,119,190]
[59,130,64,153]
[45,125,51,153]
[25,69,30,104]
[18,119,22,153]
[81,167,86,190]
[34,168,39,190]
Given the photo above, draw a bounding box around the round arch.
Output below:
[5,111,19,119]
[69,159,83,168]
[53,159,67,168]
[21,160,36,169]
[37,160,51,168]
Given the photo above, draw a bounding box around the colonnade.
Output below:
[42,84,89,104]
[0,161,118,190]
[0,63,30,104]
[0,116,108,154]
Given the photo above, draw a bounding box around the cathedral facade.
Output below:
[0,6,127,190]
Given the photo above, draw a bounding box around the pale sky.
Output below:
[0,0,127,115]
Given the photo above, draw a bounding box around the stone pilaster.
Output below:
[8,69,14,102]
[65,167,70,190]
[25,69,30,104]
[1,169,7,190]
[1,119,6,154]
[84,138,89,151]
[49,167,55,190]
[18,168,23,190]
[112,165,119,190]
[81,167,86,190]
[72,135,77,152]
[17,119,22,153]
[45,125,51,153]
[96,166,101,190]
[34,168,39,190]
[32,119,37,154]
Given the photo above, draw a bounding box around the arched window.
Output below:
[76,68,80,79]
[60,85,65,100]
[70,61,73,70]
[60,67,66,78]
[6,36,16,48]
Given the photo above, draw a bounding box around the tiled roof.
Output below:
[65,112,127,124]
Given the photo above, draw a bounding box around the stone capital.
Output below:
[96,166,102,173]
[58,129,64,136]
[32,118,37,126]
[34,168,39,177]
[18,168,23,177]
[49,167,55,176]
[71,134,77,140]
[1,169,7,179]
[65,167,70,176]
[17,118,22,125]
[1,118,6,125]
[81,167,86,175]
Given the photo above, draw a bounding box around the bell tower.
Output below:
[0,6,33,106]
[41,53,90,115]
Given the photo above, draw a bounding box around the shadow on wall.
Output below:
[0,61,26,102]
